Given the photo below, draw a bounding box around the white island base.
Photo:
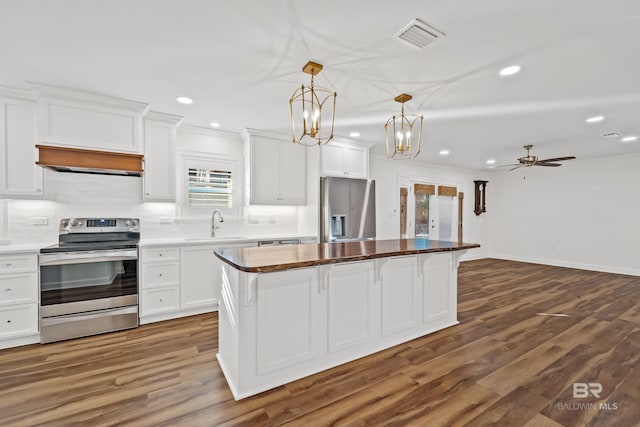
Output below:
[217,249,469,400]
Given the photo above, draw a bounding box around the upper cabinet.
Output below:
[0,88,44,198]
[243,129,306,205]
[143,111,183,202]
[29,83,149,154]
[320,141,369,179]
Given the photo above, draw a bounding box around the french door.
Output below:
[400,180,459,241]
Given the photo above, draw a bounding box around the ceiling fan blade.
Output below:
[538,156,576,162]
[534,162,561,167]
[508,165,523,171]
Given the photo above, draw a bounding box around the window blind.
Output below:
[187,168,232,208]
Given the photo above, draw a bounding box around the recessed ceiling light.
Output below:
[210,122,220,128]
[349,132,360,137]
[621,136,638,142]
[499,65,521,76]
[176,96,193,105]
[486,159,496,165]
[439,149,450,155]
[586,115,604,123]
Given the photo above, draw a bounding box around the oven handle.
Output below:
[39,249,138,266]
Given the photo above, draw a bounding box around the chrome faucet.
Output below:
[211,209,224,237]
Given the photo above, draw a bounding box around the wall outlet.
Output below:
[248,216,259,224]
[268,216,276,224]
[32,216,49,226]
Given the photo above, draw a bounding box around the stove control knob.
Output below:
[71,219,83,227]
[126,220,138,228]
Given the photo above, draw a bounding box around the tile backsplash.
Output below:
[2,170,306,244]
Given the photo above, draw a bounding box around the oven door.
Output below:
[39,249,138,313]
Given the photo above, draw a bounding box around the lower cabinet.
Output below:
[139,245,181,323]
[140,286,181,317]
[180,245,220,310]
[0,252,40,350]
[139,242,255,324]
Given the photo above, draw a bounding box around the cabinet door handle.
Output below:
[158,273,163,277]
[5,288,12,293]
[5,263,12,269]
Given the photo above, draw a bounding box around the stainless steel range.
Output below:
[39,218,140,343]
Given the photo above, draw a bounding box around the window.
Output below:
[179,154,240,217]
[187,168,232,208]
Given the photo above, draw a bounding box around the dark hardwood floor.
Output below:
[1,258,638,426]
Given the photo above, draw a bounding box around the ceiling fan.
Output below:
[507,145,576,171]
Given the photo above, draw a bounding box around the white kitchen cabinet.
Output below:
[140,262,180,288]
[140,241,256,324]
[140,287,180,317]
[421,252,454,325]
[380,256,420,336]
[180,242,255,311]
[256,267,321,375]
[139,245,181,322]
[326,261,376,355]
[0,89,44,198]
[244,130,306,205]
[180,245,218,310]
[320,141,369,179]
[29,83,148,153]
[143,111,182,202]
[0,252,39,349]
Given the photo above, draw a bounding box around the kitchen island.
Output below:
[214,239,480,400]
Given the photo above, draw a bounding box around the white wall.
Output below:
[369,153,490,260]
[5,170,146,244]
[488,152,640,275]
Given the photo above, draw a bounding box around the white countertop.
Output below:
[0,243,46,254]
[138,235,317,247]
[0,235,318,252]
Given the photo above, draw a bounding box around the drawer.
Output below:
[0,254,38,274]
[0,273,38,305]
[0,303,38,339]
[140,287,180,316]
[140,262,179,288]
[140,247,179,262]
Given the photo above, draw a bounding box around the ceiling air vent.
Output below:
[393,18,445,50]
[601,132,621,138]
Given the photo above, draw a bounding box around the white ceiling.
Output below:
[2,0,640,171]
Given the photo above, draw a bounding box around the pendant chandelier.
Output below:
[290,61,337,146]
[385,94,423,159]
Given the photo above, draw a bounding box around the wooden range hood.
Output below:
[36,145,144,176]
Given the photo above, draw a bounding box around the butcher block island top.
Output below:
[214,238,480,273]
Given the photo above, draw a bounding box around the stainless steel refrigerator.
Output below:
[320,177,376,243]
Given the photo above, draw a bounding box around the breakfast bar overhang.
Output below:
[215,239,480,400]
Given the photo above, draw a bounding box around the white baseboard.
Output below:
[487,253,640,277]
